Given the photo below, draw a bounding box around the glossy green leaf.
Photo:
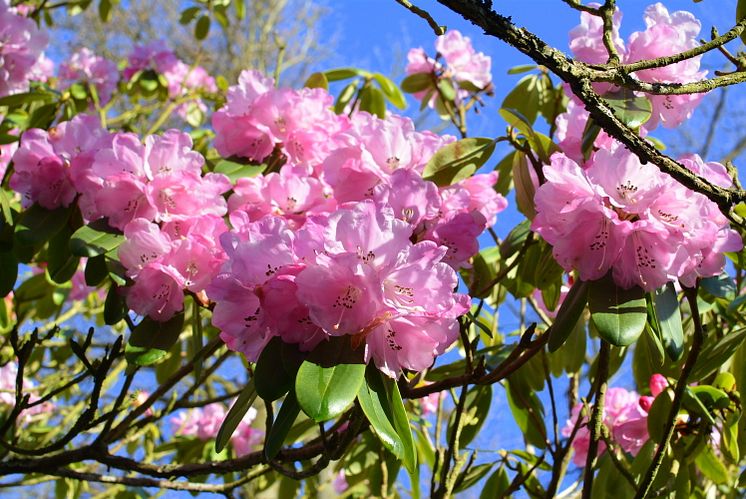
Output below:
[738,0,746,43]
[47,224,80,284]
[215,380,257,452]
[502,75,540,124]
[723,412,740,462]
[505,380,546,449]
[654,283,684,361]
[125,313,185,366]
[581,118,601,161]
[265,392,301,459]
[356,367,417,473]
[423,137,496,187]
[603,88,652,129]
[691,328,746,380]
[256,337,296,402]
[480,465,509,499]
[0,91,54,108]
[84,255,108,287]
[179,6,201,24]
[234,0,245,20]
[695,446,730,484]
[334,81,358,114]
[548,280,589,351]
[646,389,673,442]
[359,85,386,119]
[373,73,406,109]
[324,68,361,82]
[588,274,647,347]
[400,73,433,93]
[14,204,72,247]
[194,15,210,40]
[494,151,515,195]
[304,72,329,90]
[437,79,457,101]
[507,65,536,75]
[512,152,536,219]
[0,250,17,297]
[455,463,494,493]
[296,361,365,422]
[213,158,264,182]
[69,218,124,258]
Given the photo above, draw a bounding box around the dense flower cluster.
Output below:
[569,2,706,129]
[533,146,741,290]
[171,404,261,456]
[207,71,506,376]
[405,29,492,105]
[59,48,119,106]
[10,67,505,376]
[534,3,742,291]
[0,0,50,97]
[124,42,217,119]
[562,375,667,465]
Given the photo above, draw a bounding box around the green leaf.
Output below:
[0,250,17,297]
[0,189,13,226]
[234,0,245,20]
[324,68,361,82]
[512,152,536,219]
[194,15,211,40]
[505,380,546,448]
[0,91,54,108]
[691,328,746,380]
[695,446,730,484]
[646,389,673,442]
[603,88,652,129]
[581,118,601,161]
[498,108,559,163]
[359,86,386,119]
[400,73,433,94]
[334,81,358,114]
[296,361,365,422]
[722,412,740,462]
[98,0,114,22]
[588,274,647,347]
[423,137,496,187]
[215,379,257,452]
[14,204,72,247]
[373,73,406,110]
[654,283,684,361]
[507,65,537,75]
[738,0,746,43]
[502,75,540,124]
[213,159,264,182]
[356,366,417,473]
[125,313,185,366]
[69,218,123,257]
[480,466,509,499]
[304,72,329,90]
[255,337,295,402]
[494,151,514,195]
[264,392,301,459]
[500,219,531,260]
[548,280,589,351]
[455,463,494,493]
[47,224,80,284]
[437,79,457,101]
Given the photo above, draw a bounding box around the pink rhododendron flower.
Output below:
[405,29,492,108]
[568,2,707,130]
[563,386,650,465]
[230,407,262,457]
[532,147,741,290]
[649,374,667,397]
[0,0,49,97]
[333,470,349,494]
[59,48,119,105]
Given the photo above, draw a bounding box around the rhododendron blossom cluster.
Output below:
[532,3,742,291]
[0,0,50,97]
[171,404,261,457]
[562,375,667,465]
[532,147,741,290]
[59,48,119,106]
[405,29,492,106]
[569,2,706,129]
[208,70,505,376]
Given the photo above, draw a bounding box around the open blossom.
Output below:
[532,147,742,290]
[568,3,707,130]
[171,403,261,455]
[59,48,119,105]
[0,0,49,97]
[563,386,650,465]
[405,29,492,107]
